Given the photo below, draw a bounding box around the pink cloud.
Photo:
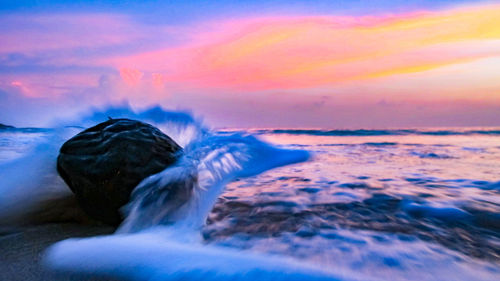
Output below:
[97,3,500,95]
[119,68,144,86]
[1,3,500,128]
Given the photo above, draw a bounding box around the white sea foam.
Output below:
[44,228,365,281]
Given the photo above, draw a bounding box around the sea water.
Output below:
[0,106,499,281]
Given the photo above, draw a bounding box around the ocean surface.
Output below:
[0,106,499,281]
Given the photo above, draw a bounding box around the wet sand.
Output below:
[0,223,114,281]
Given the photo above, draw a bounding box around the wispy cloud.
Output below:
[0,2,499,127]
[107,4,500,92]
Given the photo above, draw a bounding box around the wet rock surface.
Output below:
[57,118,182,225]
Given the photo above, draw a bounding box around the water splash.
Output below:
[0,104,205,224]
[23,104,333,280]
[119,133,310,233]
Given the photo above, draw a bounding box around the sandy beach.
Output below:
[0,223,114,281]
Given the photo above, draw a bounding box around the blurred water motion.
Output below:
[1,127,499,280]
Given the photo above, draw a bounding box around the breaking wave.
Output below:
[248,128,500,136]
[1,103,499,281]
[0,104,348,280]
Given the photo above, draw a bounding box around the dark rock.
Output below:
[57,118,182,225]
[0,123,14,130]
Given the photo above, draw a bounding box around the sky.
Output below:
[0,0,499,128]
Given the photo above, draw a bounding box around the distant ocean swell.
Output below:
[4,126,500,137]
[239,129,500,136]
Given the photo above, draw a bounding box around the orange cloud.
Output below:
[102,3,500,94]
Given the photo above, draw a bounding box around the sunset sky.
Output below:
[1,0,499,128]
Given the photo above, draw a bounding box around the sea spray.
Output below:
[0,104,203,225]
[55,103,206,148]
[0,129,77,224]
[119,133,310,232]
[34,104,345,280]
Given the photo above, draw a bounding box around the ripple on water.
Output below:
[206,191,500,261]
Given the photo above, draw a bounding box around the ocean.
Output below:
[0,106,499,281]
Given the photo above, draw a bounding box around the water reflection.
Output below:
[206,131,500,264]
